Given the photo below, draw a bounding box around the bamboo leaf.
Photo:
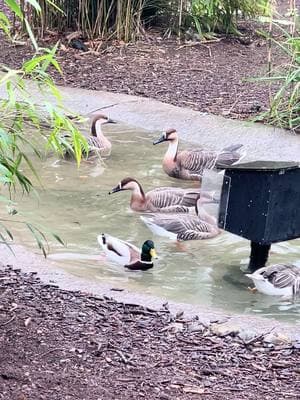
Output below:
[25,0,41,13]
[0,222,13,240]
[4,0,23,19]
[0,69,23,86]
[52,233,65,246]
[0,232,14,254]
[44,0,64,13]
[24,18,38,51]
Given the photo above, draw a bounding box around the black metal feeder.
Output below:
[218,161,300,273]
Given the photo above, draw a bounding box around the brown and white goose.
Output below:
[153,129,245,181]
[246,264,300,298]
[140,198,221,241]
[62,113,116,159]
[86,113,116,157]
[109,177,218,213]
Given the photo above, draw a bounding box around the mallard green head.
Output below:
[141,240,157,262]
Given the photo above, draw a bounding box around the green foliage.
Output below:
[19,0,270,41]
[0,0,87,255]
[189,0,270,36]
[255,27,299,133]
[31,0,150,41]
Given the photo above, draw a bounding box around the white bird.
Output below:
[98,233,157,270]
[246,263,300,298]
[153,128,245,181]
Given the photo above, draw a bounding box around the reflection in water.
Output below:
[3,124,300,323]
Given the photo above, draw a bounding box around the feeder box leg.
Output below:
[247,241,271,273]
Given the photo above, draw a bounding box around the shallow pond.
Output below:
[5,124,300,322]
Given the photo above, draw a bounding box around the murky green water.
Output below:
[4,124,300,322]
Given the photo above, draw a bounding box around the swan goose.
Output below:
[86,113,116,157]
[109,177,218,213]
[140,198,220,241]
[246,263,300,298]
[153,128,245,181]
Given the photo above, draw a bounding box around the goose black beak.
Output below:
[107,118,117,124]
[109,185,121,194]
[153,134,166,145]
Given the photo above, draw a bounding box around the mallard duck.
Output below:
[153,129,245,181]
[246,264,300,298]
[109,177,218,213]
[140,200,220,241]
[98,233,157,270]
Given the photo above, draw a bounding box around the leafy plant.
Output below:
[7,0,271,41]
[30,0,151,41]
[188,0,270,36]
[254,22,299,133]
[0,0,88,255]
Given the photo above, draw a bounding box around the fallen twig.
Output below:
[0,314,16,326]
[37,347,66,359]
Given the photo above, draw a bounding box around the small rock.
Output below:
[238,329,258,343]
[187,322,205,333]
[264,332,292,345]
[211,322,240,337]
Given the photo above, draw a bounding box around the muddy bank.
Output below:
[0,266,299,400]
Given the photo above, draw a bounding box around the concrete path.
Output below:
[57,86,300,161]
[0,82,298,160]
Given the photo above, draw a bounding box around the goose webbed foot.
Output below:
[248,286,257,293]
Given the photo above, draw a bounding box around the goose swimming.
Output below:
[63,113,116,158]
[140,199,220,241]
[109,177,218,213]
[153,129,245,181]
[98,233,157,270]
[246,263,300,298]
[86,113,116,156]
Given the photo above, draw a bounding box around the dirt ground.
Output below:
[0,1,299,121]
[0,28,283,120]
[0,266,299,400]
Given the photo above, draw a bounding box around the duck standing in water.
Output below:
[98,233,157,271]
[140,197,220,241]
[246,264,300,298]
[109,177,218,213]
[153,129,245,181]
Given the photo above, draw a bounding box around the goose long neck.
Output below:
[92,119,111,147]
[166,139,178,161]
[130,182,146,202]
[92,120,104,139]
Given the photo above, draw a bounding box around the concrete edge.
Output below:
[1,243,299,346]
